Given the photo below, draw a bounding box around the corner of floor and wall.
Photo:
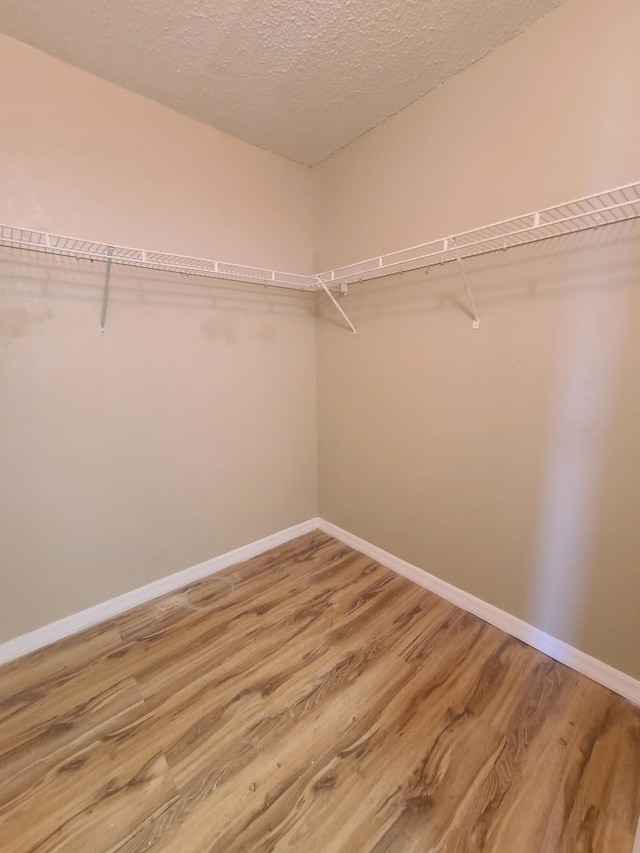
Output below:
[1,0,639,707]
[313,0,640,693]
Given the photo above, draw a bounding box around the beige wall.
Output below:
[314,0,640,678]
[0,35,312,272]
[313,0,639,270]
[0,36,317,640]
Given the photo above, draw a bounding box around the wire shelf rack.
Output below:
[0,226,315,291]
[316,180,640,287]
[1,180,639,298]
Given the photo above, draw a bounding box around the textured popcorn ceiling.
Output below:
[0,0,564,164]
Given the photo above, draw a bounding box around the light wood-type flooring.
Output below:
[1,531,639,852]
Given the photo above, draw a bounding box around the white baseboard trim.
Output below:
[318,518,640,707]
[0,518,320,667]
[4,515,638,708]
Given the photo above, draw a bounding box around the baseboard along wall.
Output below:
[317,519,640,708]
[1,517,638,708]
[0,518,319,667]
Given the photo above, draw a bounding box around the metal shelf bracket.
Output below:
[448,238,480,330]
[99,246,114,335]
[316,277,357,336]
[1,179,638,329]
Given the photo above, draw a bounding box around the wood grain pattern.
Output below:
[0,531,638,852]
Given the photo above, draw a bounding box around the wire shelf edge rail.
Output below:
[316,179,640,287]
[0,227,315,292]
[1,180,639,295]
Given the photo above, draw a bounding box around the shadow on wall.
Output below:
[0,246,313,340]
[315,220,640,332]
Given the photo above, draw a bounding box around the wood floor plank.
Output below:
[131,551,389,700]
[113,531,341,643]
[153,577,426,791]
[475,671,616,852]
[152,618,505,850]
[116,651,423,851]
[558,795,635,853]
[0,531,637,852]
[0,713,178,852]
[0,642,145,752]
[0,625,123,724]
[0,676,144,808]
[427,656,570,852]
[574,696,640,834]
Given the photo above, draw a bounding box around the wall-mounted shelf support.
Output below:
[99,246,114,335]
[317,181,640,301]
[1,180,639,335]
[316,277,357,336]
[449,238,480,330]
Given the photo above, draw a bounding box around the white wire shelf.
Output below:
[1,180,639,296]
[316,180,640,287]
[0,226,315,291]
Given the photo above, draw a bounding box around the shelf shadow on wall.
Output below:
[0,248,314,341]
[315,219,640,330]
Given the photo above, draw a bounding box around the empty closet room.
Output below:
[1,0,639,850]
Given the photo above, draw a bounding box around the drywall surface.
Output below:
[0,36,317,640]
[313,0,640,270]
[314,0,640,678]
[0,35,313,273]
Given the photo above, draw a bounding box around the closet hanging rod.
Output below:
[0,180,638,293]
